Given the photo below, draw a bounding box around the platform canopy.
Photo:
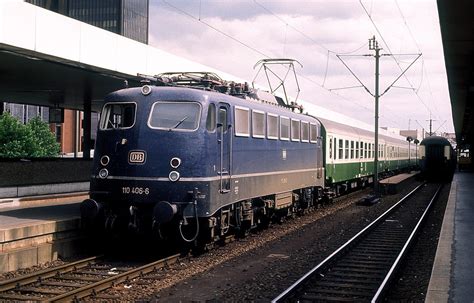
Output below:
[437,0,474,148]
[0,0,238,112]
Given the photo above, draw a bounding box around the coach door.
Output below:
[217,103,231,193]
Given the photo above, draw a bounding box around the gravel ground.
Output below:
[384,183,450,301]
[94,177,446,302]
[0,260,67,281]
[1,178,449,303]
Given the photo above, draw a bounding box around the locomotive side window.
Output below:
[252,110,265,138]
[310,123,318,143]
[301,122,309,142]
[280,117,290,141]
[218,108,228,132]
[235,106,250,137]
[291,119,300,141]
[206,103,216,132]
[100,102,136,130]
[148,102,200,131]
[267,114,278,140]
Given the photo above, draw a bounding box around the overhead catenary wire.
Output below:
[393,0,448,133]
[359,0,445,128]
[251,0,406,125]
[160,0,408,129]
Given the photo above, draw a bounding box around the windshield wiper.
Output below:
[171,116,188,129]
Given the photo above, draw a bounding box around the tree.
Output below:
[27,116,60,157]
[0,112,60,158]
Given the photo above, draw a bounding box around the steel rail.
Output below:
[46,253,180,302]
[0,255,102,292]
[372,184,442,302]
[272,182,427,303]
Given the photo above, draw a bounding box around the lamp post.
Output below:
[406,136,413,168]
[414,139,420,167]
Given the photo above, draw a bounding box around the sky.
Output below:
[148,0,453,135]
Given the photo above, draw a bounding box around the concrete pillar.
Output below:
[83,89,92,160]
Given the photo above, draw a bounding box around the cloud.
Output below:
[148,0,453,133]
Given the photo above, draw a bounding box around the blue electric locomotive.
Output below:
[81,73,324,244]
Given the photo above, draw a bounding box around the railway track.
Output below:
[0,253,180,301]
[273,182,443,302]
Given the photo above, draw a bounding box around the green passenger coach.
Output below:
[317,117,417,195]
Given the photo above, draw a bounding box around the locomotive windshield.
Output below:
[99,102,136,130]
[148,101,201,131]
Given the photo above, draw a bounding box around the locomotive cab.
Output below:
[81,86,227,241]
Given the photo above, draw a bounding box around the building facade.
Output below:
[0,0,149,156]
[25,0,149,44]
[2,103,49,124]
[1,103,99,155]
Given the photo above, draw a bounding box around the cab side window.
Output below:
[206,103,216,132]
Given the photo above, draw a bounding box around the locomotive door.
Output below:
[217,103,231,193]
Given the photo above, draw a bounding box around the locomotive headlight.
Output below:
[170,157,181,168]
[100,155,110,166]
[141,85,152,96]
[98,168,109,179]
[169,171,180,182]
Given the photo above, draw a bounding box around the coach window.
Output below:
[280,117,290,140]
[355,142,359,159]
[301,122,309,142]
[100,102,136,130]
[148,102,200,131]
[310,123,318,143]
[206,103,216,132]
[372,143,375,158]
[267,114,278,139]
[252,110,265,138]
[350,141,354,159]
[291,119,301,141]
[344,140,349,159]
[338,139,343,159]
[235,106,250,137]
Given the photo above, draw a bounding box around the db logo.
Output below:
[129,151,146,164]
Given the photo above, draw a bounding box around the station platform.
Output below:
[379,171,418,194]
[426,172,474,302]
[0,193,87,273]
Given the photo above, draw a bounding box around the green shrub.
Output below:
[0,112,60,158]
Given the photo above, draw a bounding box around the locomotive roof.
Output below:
[107,85,320,122]
[131,71,412,143]
[420,136,452,146]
